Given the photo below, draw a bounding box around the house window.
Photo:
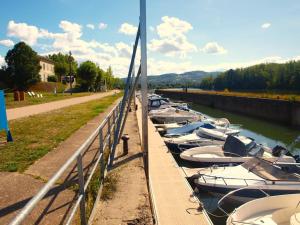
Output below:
[43,64,45,70]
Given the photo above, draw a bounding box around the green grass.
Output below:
[5,92,95,109]
[0,92,123,172]
[85,166,102,219]
[100,171,119,201]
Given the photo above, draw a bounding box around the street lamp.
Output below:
[69,51,73,95]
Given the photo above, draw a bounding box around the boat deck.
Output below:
[136,101,212,225]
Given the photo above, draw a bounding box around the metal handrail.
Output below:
[9,101,121,225]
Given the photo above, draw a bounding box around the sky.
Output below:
[0,0,300,77]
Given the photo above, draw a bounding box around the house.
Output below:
[39,56,55,82]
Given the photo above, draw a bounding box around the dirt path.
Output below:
[92,108,153,225]
[7,90,118,120]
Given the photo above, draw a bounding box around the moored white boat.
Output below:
[226,194,300,225]
[154,122,183,130]
[194,158,300,203]
[204,117,230,127]
[164,133,224,153]
[150,108,201,124]
[196,127,240,140]
[148,97,189,111]
[180,135,295,165]
[164,121,217,138]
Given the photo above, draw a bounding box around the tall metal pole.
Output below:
[69,51,73,95]
[108,26,140,169]
[140,0,148,174]
[132,60,136,109]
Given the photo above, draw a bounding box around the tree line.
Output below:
[0,42,124,91]
[200,60,300,91]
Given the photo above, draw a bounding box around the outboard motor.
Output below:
[272,145,287,157]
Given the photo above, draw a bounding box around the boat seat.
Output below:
[290,212,300,225]
[272,207,300,225]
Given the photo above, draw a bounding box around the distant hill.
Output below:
[147,71,220,88]
[122,70,220,88]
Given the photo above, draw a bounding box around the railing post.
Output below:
[77,154,87,225]
[113,110,116,142]
[108,116,112,150]
[99,128,105,182]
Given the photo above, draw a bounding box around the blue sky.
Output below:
[0,0,300,77]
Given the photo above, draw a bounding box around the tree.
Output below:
[94,67,104,91]
[77,61,97,91]
[200,60,300,91]
[5,42,41,90]
[200,76,214,90]
[48,53,77,81]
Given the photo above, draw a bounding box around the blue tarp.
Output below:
[0,90,12,141]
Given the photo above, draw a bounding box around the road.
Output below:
[7,90,119,120]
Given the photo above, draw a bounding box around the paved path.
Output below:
[7,91,118,120]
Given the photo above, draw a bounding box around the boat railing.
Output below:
[197,172,269,186]
[217,186,270,216]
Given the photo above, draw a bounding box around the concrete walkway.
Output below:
[136,100,212,225]
[7,90,118,120]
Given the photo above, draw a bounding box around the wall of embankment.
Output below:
[155,90,300,128]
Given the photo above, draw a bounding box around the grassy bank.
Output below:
[5,92,95,109]
[0,92,122,172]
[163,89,300,102]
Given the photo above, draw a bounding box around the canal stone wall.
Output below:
[155,90,300,128]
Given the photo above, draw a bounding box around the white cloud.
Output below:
[86,24,95,30]
[156,16,193,38]
[148,58,194,75]
[59,20,82,40]
[147,55,300,75]
[98,23,108,30]
[115,42,131,58]
[7,20,40,45]
[149,36,197,57]
[0,55,5,66]
[201,42,227,55]
[0,39,14,47]
[4,20,135,77]
[6,20,81,46]
[148,16,197,58]
[261,23,271,29]
[119,23,138,35]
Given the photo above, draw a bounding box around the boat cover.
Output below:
[223,135,257,157]
[165,122,215,136]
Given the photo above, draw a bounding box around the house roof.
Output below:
[39,56,54,65]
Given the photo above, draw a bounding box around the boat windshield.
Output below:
[242,158,300,181]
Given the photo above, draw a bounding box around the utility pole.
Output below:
[140,0,148,175]
[69,51,73,95]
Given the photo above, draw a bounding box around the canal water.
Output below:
[190,103,300,155]
[175,102,300,225]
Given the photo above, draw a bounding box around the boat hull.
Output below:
[195,181,300,203]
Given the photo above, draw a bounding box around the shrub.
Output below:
[30,82,66,93]
[47,75,58,82]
